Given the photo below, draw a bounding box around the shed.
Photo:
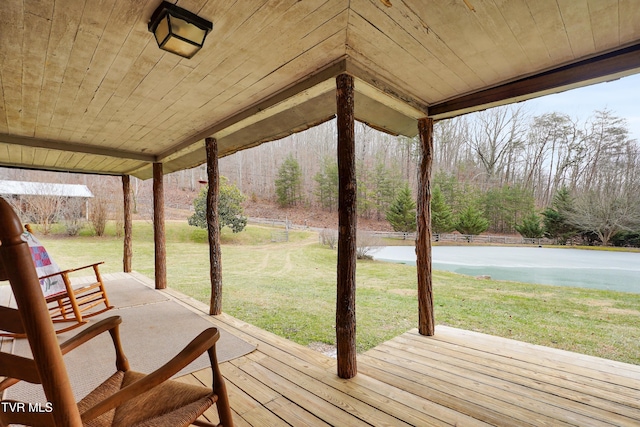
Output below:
[0,180,94,220]
[0,181,94,199]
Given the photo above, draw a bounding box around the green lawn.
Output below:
[27,221,640,365]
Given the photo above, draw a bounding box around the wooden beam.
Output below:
[0,133,156,162]
[205,137,223,316]
[153,163,167,290]
[336,73,357,379]
[122,175,132,273]
[416,117,435,336]
[429,43,640,119]
[345,59,429,118]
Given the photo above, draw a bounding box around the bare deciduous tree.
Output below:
[23,183,64,235]
[467,105,528,184]
[567,186,640,246]
[61,197,86,236]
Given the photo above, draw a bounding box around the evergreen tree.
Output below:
[275,154,302,207]
[455,205,489,235]
[356,159,374,219]
[386,183,416,233]
[433,171,479,215]
[482,184,535,234]
[431,186,456,233]
[313,157,338,212]
[515,212,544,238]
[542,187,578,244]
[188,177,247,233]
[372,160,398,220]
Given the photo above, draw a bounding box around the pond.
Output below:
[372,246,640,293]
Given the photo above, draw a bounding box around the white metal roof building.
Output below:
[0,180,94,198]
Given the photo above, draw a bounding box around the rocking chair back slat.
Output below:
[0,353,40,383]
[0,306,24,334]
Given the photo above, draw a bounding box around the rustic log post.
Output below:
[153,162,167,290]
[122,175,133,273]
[206,137,223,315]
[417,117,435,335]
[336,73,357,379]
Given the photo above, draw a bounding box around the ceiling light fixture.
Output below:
[148,1,213,59]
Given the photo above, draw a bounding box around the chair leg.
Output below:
[215,386,233,427]
[57,298,68,320]
[62,273,84,324]
[208,347,233,427]
[93,264,112,310]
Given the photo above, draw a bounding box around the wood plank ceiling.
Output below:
[1,0,639,179]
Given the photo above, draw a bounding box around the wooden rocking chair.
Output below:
[4,223,114,336]
[0,198,233,427]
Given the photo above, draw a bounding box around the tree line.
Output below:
[217,105,640,246]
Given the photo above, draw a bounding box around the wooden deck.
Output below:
[158,279,640,427]
[3,273,640,426]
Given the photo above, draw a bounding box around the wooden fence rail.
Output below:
[247,218,553,246]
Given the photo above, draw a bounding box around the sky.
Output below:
[523,72,640,143]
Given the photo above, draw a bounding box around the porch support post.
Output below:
[205,137,223,315]
[122,175,133,273]
[417,117,435,335]
[153,162,167,290]
[336,73,357,379]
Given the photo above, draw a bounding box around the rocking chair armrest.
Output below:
[62,261,104,275]
[38,262,105,280]
[81,327,221,423]
[60,316,123,355]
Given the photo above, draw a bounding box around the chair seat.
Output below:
[78,371,215,427]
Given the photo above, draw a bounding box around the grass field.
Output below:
[25,221,640,365]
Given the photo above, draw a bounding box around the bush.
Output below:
[319,228,338,249]
[455,205,489,235]
[356,230,382,260]
[611,231,640,247]
[188,177,247,233]
[90,197,108,236]
[515,212,545,238]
